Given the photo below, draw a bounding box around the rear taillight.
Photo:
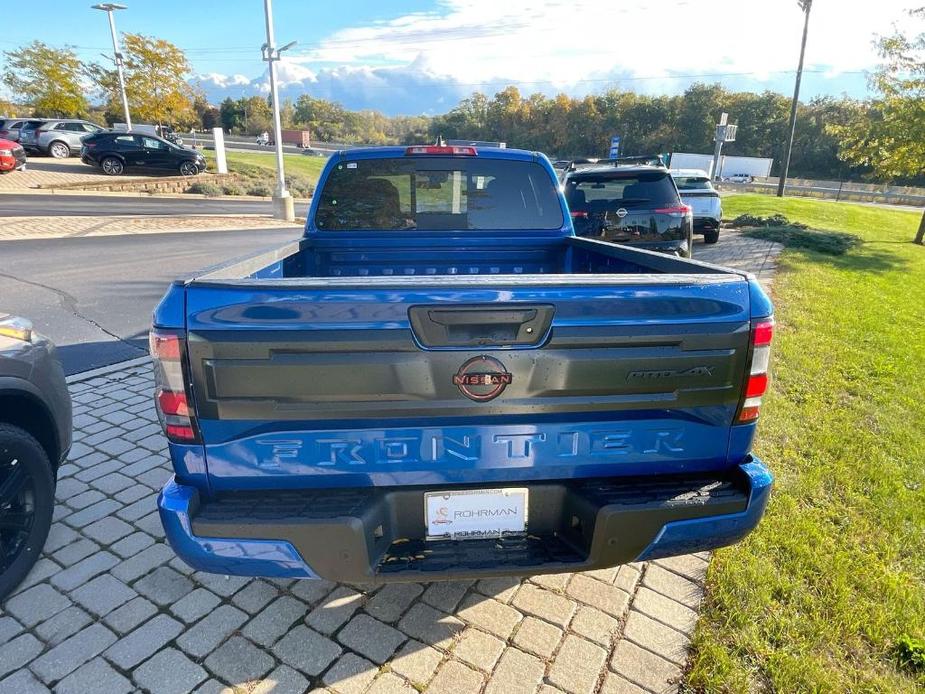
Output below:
[737,318,774,423]
[570,211,588,218]
[654,204,693,216]
[150,329,199,443]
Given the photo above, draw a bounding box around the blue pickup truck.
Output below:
[152,145,774,583]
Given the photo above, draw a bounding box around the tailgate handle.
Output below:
[409,305,554,348]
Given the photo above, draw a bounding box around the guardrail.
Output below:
[719,179,925,207]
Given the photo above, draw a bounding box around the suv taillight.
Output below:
[150,329,200,443]
[654,204,692,216]
[736,318,774,423]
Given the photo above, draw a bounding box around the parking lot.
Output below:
[0,234,782,694]
[0,158,135,190]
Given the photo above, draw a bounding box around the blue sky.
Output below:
[3,0,915,115]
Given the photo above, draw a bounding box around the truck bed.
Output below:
[193,233,740,283]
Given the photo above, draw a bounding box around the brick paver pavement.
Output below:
[694,232,781,289]
[0,233,781,694]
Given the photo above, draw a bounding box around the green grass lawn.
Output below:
[221,150,328,182]
[200,150,328,197]
[687,195,925,691]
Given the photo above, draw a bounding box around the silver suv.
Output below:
[20,119,105,158]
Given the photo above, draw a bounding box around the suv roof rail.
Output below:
[567,154,667,171]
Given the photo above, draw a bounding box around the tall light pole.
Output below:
[777,0,813,197]
[261,0,296,221]
[92,3,131,130]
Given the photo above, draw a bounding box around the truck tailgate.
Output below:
[184,276,752,489]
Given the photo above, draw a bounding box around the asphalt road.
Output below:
[0,193,281,217]
[0,227,300,374]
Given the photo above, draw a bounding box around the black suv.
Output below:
[563,158,693,257]
[81,132,206,176]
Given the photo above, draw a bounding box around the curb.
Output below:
[5,188,312,204]
[66,355,151,384]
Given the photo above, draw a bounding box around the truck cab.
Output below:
[152,145,774,583]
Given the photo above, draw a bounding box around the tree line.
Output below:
[428,85,878,181]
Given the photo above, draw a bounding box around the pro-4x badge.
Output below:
[453,355,512,402]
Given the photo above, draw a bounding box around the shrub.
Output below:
[741,226,862,255]
[288,175,315,198]
[186,181,223,196]
[731,213,807,229]
[246,183,273,197]
[221,182,244,196]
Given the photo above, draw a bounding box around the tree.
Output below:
[219,97,241,132]
[2,41,88,117]
[828,8,925,243]
[118,34,197,128]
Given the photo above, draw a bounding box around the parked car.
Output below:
[19,119,105,158]
[671,169,722,244]
[0,118,33,143]
[724,173,753,184]
[563,158,693,257]
[0,138,26,173]
[301,147,327,157]
[152,144,774,584]
[81,132,206,176]
[1,118,46,145]
[0,314,71,601]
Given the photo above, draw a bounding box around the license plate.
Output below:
[425,488,528,540]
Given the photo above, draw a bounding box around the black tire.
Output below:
[49,141,70,159]
[0,424,54,603]
[704,229,720,244]
[179,160,199,177]
[101,156,124,176]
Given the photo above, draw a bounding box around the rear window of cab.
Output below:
[315,157,564,231]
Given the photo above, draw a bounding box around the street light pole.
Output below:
[261,0,296,221]
[92,3,131,130]
[777,0,813,198]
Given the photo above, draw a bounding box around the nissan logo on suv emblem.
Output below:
[615,208,628,218]
[452,355,513,401]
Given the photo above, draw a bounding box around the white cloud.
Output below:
[196,0,914,113]
[293,0,910,90]
[196,72,251,89]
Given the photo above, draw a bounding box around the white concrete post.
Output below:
[212,127,228,174]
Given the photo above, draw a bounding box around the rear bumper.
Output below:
[159,456,772,583]
[693,217,721,231]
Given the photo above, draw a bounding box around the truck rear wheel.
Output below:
[704,229,720,244]
[0,424,55,601]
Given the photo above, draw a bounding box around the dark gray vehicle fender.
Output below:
[0,375,71,466]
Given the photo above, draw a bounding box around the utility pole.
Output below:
[261,0,296,221]
[712,113,726,180]
[711,113,737,180]
[777,0,813,197]
[92,3,131,130]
